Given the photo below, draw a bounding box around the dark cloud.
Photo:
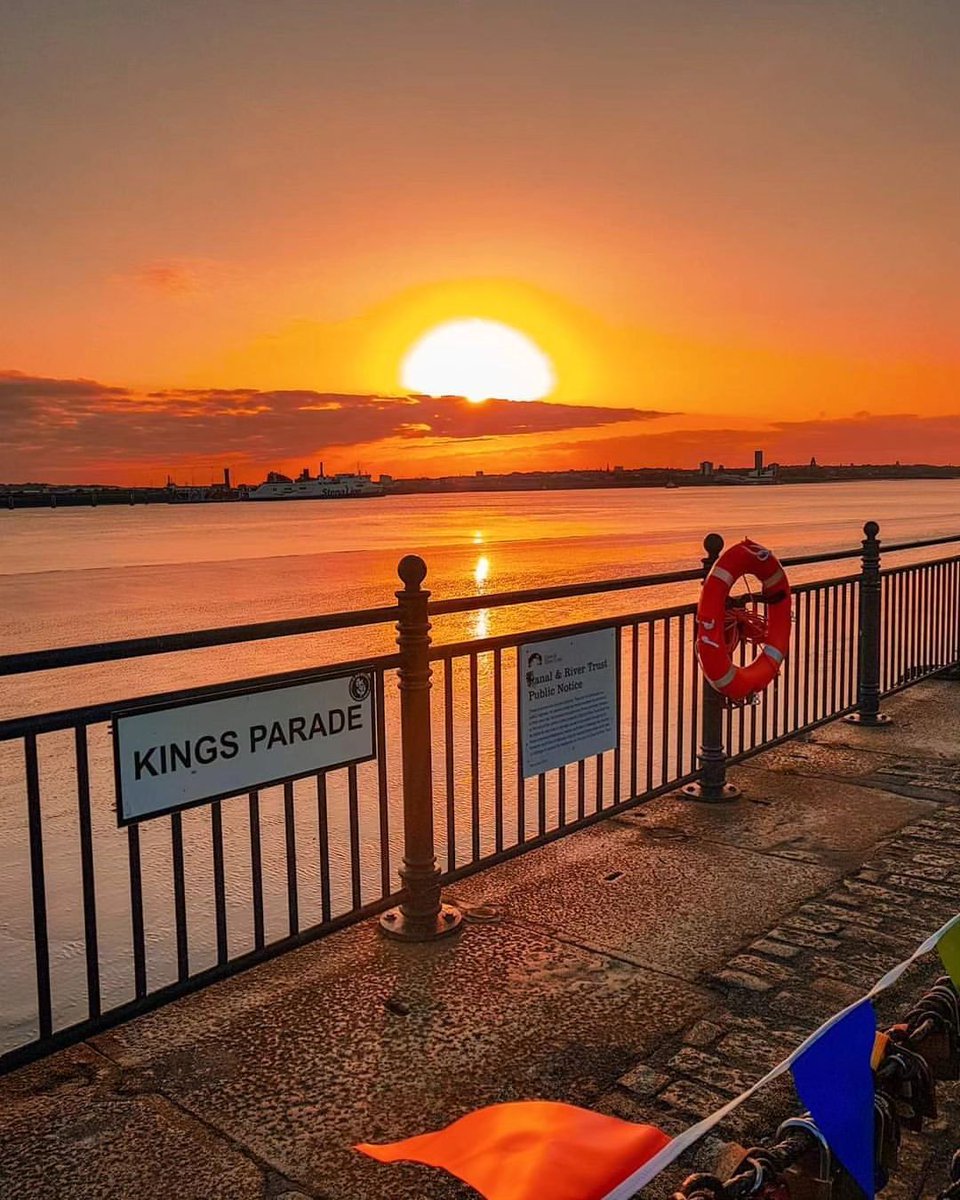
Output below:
[542,412,960,468]
[0,370,667,476]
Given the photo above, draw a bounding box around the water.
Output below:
[4,481,959,716]
[1,481,958,1050]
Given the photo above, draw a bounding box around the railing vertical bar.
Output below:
[315,776,331,925]
[558,765,567,825]
[630,621,639,797]
[802,589,812,727]
[880,575,890,693]
[660,618,671,786]
[613,625,622,801]
[745,639,755,753]
[829,585,839,715]
[517,651,526,841]
[792,589,802,731]
[676,613,686,778]
[283,781,299,935]
[375,669,390,897]
[25,733,52,1039]
[538,773,547,834]
[443,657,456,871]
[689,625,700,772]
[470,652,481,861]
[936,562,945,666]
[248,791,265,949]
[493,648,504,852]
[74,725,101,1018]
[170,812,189,982]
[812,587,822,723]
[577,758,586,819]
[645,620,655,792]
[211,801,228,966]
[347,765,362,909]
[595,753,604,811]
[840,582,851,702]
[127,822,147,997]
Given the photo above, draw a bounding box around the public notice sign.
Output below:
[113,670,376,824]
[518,628,618,778]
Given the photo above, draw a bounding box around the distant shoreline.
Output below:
[2,464,960,508]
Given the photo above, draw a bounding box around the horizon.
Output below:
[3,3,960,482]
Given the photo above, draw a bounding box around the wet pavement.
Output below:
[1,678,959,1200]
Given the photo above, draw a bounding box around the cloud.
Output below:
[117,259,230,296]
[0,370,667,479]
[540,412,960,469]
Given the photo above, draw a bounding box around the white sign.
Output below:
[113,671,375,824]
[518,628,618,778]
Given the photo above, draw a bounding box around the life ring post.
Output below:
[844,520,893,727]
[680,532,742,804]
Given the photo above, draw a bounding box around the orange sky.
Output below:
[2,2,959,482]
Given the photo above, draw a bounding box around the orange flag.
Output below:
[356,1100,670,1200]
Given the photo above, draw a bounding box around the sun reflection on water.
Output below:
[472,553,491,638]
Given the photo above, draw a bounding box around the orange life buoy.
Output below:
[696,539,792,702]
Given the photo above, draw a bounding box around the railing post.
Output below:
[681,532,741,802]
[380,554,462,941]
[845,520,892,727]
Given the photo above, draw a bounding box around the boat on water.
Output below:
[247,465,387,501]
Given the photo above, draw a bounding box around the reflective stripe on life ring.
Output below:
[696,538,792,701]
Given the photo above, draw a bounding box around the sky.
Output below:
[2,0,959,483]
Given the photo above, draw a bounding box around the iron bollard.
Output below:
[380,554,463,941]
[681,532,742,802]
[845,520,892,727]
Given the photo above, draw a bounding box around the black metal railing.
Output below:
[0,523,958,1072]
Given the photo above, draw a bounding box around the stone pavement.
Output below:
[1,679,959,1200]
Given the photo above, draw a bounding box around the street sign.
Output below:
[518,628,618,778]
[113,670,376,824]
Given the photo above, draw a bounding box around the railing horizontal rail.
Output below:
[2,533,957,679]
[0,652,401,741]
[0,606,399,678]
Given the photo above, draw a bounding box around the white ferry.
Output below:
[247,465,387,501]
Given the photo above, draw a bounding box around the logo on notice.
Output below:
[349,672,372,702]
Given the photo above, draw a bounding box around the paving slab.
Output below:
[451,820,835,978]
[743,737,960,802]
[623,765,928,872]
[92,920,709,1199]
[0,1044,265,1200]
[813,678,960,762]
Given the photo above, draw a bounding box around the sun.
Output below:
[400,318,555,402]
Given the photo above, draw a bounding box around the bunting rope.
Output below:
[599,911,960,1199]
[358,910,960,1200]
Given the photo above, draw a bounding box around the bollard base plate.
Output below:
[679,781,742,804]
[843,712,892,727]
[379,903,463,942]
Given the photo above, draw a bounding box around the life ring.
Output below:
[696,539,792,701]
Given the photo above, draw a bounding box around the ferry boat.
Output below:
[247,465,387,501]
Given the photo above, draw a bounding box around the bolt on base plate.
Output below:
[379,903,463,941]
[679,781,742,803]
[843,712,893,726]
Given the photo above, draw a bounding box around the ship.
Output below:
[247,464,387,501]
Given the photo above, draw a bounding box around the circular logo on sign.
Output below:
[349,672,372,702]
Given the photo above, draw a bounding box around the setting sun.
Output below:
[400,318,555,403]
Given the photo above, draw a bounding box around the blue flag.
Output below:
[791,999,876,1199]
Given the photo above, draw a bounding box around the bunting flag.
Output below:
[359,913,960,1200]
[356,1100,670,1200]
[937,919,960,989]
[791,999,877,1200]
